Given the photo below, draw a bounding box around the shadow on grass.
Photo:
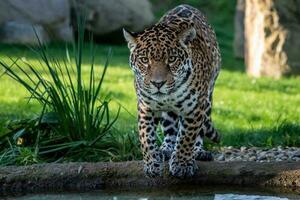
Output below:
[221,122,300,147]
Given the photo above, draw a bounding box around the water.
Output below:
[4,187,300,200]
[4,194,297,200]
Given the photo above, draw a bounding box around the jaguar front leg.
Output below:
[169,113,204,178]
[160,111,178,160]
[138,103,163,177]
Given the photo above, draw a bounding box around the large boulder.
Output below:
[72,0,154,35]
[245,0,300,78]
[0,21,49,45]
[0,0,73,44]
[234,0,245,59]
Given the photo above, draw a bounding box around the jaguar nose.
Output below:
[150,80,166,89]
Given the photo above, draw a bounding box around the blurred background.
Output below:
[0,0,299,164]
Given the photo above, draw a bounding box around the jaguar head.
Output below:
[123,25,196,97]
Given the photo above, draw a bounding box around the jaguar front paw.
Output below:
[169,152,197,178]
[143,152,164,177]
[160,144,174,161]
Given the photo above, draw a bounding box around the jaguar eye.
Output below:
[140,57,149,64]
[168,56,177,63]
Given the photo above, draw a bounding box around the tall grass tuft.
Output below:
[0,16,120,164]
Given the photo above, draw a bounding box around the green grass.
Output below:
[0,18,124,166]
[0,42,300,148]
[0,0,300,162]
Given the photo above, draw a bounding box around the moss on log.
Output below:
[0,161,300,194]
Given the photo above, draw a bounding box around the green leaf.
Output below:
[41,112,59,124]
[12,128,26,142]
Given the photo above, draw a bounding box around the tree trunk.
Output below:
[234,0,245,58]
[245,0,300,78]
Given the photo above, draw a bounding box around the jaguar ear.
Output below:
[123,28,137,51]
[179,27,196,48]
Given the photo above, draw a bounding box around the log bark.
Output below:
[0,161,300,194]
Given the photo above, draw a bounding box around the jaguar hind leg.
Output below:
[203,89,221,143]
[202,117,221,143]
[194,115,218,161]
[196,113,220,160]
[194,133,214,161]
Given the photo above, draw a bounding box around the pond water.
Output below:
[5,187,300,200]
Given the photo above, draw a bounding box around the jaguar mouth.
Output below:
[153,91,166,96]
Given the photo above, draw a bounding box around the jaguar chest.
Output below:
[139,84,199,115]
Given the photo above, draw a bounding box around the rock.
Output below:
[248,152,256,157]
[245,0,300,78]
[256,150,262,154]
[249,148,257,153]
[287,152,294,158]
[234,0,245,58]
[72,0,154,35]
[249,156,257,162]
[258,155,267,161]
[227,157,235,162]
[53,25,74,42]
[0,21,49,45]
[240,146,247,152]
[235,156,242,161]
[292,150,300,158]
[266,152,275,159]
[217,154,225,161]
[293,157,300,162]
[0,0,73,43]
[207,146,299,163]
[281,156,288,160]
[225,150,232,155]
[277,153,285,159]
[259,151,267,157]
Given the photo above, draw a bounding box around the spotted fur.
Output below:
[123,4,221,177]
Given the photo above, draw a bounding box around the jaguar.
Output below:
[123,4,221,177]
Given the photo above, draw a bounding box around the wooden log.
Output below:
[0,161,300,194]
